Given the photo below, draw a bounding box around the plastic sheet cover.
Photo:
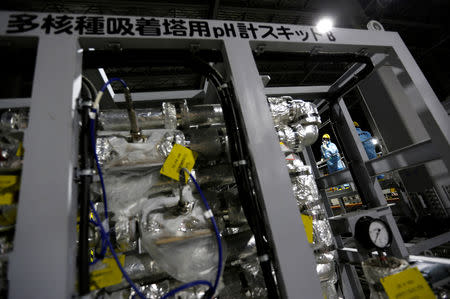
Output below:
[139,187,224,283]
[362,257,409,299]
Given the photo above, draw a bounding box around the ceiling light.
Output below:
[316,18,333,34]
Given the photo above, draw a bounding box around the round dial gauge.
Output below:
[368,220,390,248]
[354,216,392,250]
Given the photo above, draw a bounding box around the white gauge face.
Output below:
[368,220,390,248]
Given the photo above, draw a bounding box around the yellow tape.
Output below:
[380,267,435,299]
[90,255,125,290]
[301,214,313,244]
[0,175,19,205]
[160,144,197,183]
[15,142,24,157]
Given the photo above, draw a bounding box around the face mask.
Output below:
[322,140,329,146]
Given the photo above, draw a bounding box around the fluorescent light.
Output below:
[316,18,333,34]
[372,138,378,145]
[88,48,95,51]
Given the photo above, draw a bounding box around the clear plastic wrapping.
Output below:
[139,188,224,283]
[96,130,185,168]
[362,257,410,299]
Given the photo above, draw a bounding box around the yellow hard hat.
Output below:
[322,134,330,139]
[353,121,360,127]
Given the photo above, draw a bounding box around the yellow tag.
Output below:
[301,214,313,244]
[380,267,435,299]
[160,144,197,182]
[16,142,24,157]
[0,176,19,205]
[0,176,18,188]
[90,255,125,290]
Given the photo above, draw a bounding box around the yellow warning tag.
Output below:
[160,144,197,182]
[301,214,313,244]
[0,176,19,205]
[16,142,24,157]
[380,267,435,299]
[90,255,125,290]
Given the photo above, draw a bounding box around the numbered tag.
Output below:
[380,267,435,299]
[160,144,197,182]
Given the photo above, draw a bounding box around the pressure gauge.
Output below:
[354,216,392,250]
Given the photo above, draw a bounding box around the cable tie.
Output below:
[204,209,214,219]
[233,160,247,167]
[78,99,93,108]
[78,169,94,176]
[258,254,269,262]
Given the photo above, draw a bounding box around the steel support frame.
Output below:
[222,39,323,298]
[331,98,409,258]
[8,37,81,299]
[303,147,365,299]
[316,138,442,189]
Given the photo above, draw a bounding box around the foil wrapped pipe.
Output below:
[281,145,338,299]
[162,102,177,130]
[95,130,185,168]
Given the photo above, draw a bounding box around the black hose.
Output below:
[186,56,280,298]
[78,80,95,295]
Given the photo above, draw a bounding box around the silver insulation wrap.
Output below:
[139,187,224,283]
[162,102,177,130]
[268,97,321,150]
[270,99,337,299]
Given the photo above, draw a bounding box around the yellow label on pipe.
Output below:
[380,267,435,299]
[160,144,197,183]
[90,255,125,290]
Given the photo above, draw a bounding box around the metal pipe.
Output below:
[98,104,224,132]
[124,89,142,142]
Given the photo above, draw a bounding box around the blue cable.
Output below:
[89,199,147,299]
[100,78,128,93]
[89,116,108,220]
[159,169,223,299]
[88,78,223,297]
[184,169,223,294]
